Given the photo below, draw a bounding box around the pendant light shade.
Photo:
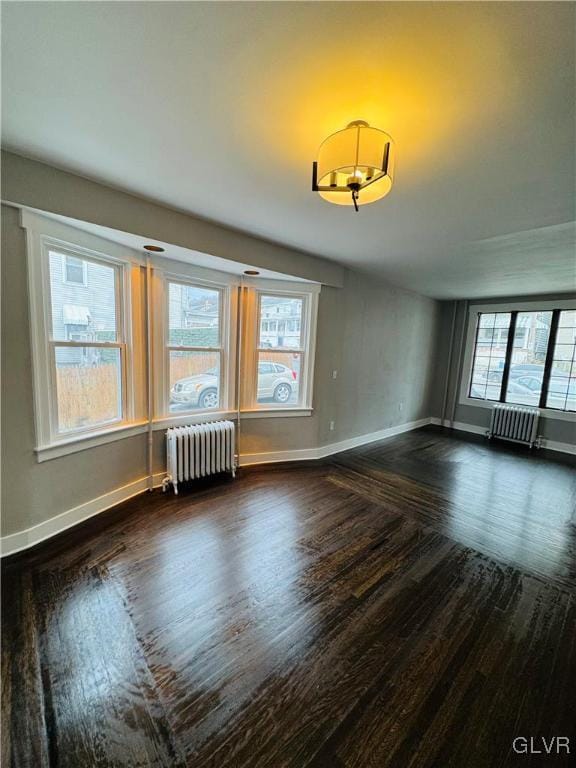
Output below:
[312,120,394,210]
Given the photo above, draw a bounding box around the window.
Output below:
[48,249,126,433]
[25,212,321,461]
[23,211,146,459]
[469,312,511,401]
[63,254,87,285]
[256,294,303,406]
[240,287,317,411]
[465,304,575,415]
[166,281,224,413]
[504,311,552,407]
[545,310,576,413]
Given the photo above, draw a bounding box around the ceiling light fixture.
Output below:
[312,120,394,211]
[143,244,165,252]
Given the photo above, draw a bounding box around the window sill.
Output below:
[35,421,149,462]
[153,408,313,429]
[459,397,576,422]
[240,407,313,419]
[35,406,316,461]
[152,411,238,430]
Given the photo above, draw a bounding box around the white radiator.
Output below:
[163,420,236,494]
[487,404,540,448]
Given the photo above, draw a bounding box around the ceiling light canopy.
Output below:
[312,120,394,211]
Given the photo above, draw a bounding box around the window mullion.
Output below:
[539,310,560,409]
[499,312,517,402]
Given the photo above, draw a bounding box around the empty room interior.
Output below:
[1,2,576,766]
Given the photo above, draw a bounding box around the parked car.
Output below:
[170,361,297,409]
[486,363,547,383]
[470,373,575,410]
[170,367,220,409]
[256,361,297,403]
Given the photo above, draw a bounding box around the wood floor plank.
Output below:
[2,426,575,767]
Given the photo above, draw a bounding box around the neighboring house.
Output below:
[169,283,219,330]
[477,311,552,365]
[259,297,302,348]
[49,252,117,365]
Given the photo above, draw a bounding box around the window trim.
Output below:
[242,284,319,412]
[23,210,140,449]
[155,269,236,419]
[459,299,576,422]
[23,211,321,460]
[48,244,128,437]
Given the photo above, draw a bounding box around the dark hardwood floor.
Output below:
[2,426,576,767]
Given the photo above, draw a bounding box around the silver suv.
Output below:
[170,362,297,409]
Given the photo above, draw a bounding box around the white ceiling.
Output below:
[2,2,575,299]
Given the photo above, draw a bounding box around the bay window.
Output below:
[25,211,320,461]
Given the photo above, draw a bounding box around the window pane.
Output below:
[546,310,576,412]
[55,347,121,432]
[49,251,118,342]
[169,351,220,412]
[505,311,552,406]
[65,255,85,285]
[169,283,220,347]
[469,312,511,400]
[559,310,576,327]
[257,351,300,405]
[259,296,303,349]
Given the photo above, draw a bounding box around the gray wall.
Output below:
[1,201,441,538]
[2,151,344,288]
[432,297,576,444]
[1,205,149,536]
[321,270,439,446]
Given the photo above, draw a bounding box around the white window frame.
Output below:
[22,210,143,459]
[152,262,237,423]
[241,279,319,415]
[459,299,576,422]
[62,253,87,286]
[23,211,322,461]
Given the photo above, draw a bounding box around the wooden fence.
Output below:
[56,350,301,429]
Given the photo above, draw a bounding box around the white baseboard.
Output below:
[1,472,165,558]
[430,417,576,455]
[239,417,433,466]
[321,417,434,458]
[4,414,573,557]
[539,438,576,456]
[2,418,432,557]
[429,417,486,435]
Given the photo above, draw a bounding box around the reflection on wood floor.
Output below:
[2,426,575,767]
